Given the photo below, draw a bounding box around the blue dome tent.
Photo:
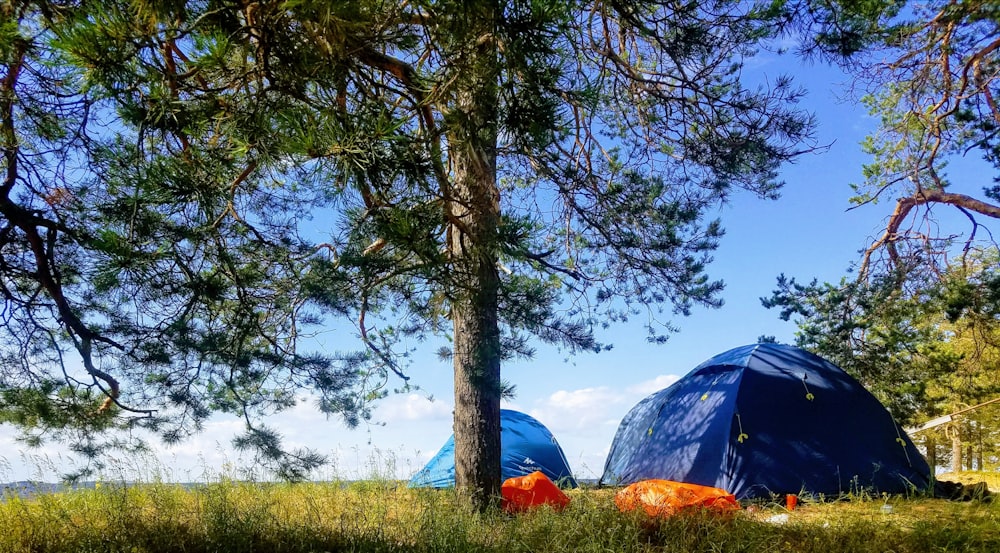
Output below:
[410,409,577,488]
[600,343,931,499]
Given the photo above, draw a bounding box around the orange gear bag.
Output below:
[501,471,571,513]
[615,479,740,518]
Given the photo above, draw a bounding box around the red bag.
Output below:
[501,471,571,513]
[615,479,740,518]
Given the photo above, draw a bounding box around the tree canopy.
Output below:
[787,0,1000,280]
[1,0,815,501]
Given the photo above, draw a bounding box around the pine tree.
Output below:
[3,0,814,505]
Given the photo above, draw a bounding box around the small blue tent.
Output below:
[600,343,931,499]
[410,409,577,488]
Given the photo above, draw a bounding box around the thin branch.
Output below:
[859,189,1000,280]
[358,293,411,382]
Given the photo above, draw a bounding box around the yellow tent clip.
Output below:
[801,374,814,401]
[735,413,749,443]
[701,377,721,401]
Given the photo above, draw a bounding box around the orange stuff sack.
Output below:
[615,479,740,518]
[501,471,570,513]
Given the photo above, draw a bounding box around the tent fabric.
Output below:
[615,479,740,518]
[600,343,931,499]
[409,409,577,488]
[501,471,571,512]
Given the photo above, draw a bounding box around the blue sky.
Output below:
[2,54,993,484]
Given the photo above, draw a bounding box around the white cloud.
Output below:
[529,376,677,435]
[143,418,249,480]
[374,393,452,423]
[528,386,626,434]
[627,374,680,396]
[522,374,682,481]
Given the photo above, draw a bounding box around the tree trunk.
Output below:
[925,435,937,472]
[450,144,501,507]
[446,0,501,510]
[950,425,963,472]
[977,423,984,471]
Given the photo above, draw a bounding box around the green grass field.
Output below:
[1,473,998,553]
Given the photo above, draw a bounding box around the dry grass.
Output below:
[1,478,998,553]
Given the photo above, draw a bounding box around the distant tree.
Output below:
[762,270,953,424]
[764,248,1000,457]
[921,252,1000,471]
[2,0,814,505]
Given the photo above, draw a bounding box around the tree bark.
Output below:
[950,425,963,472]
[446,1,501,509]
[860,189,1000,279]
[977,423,984,471]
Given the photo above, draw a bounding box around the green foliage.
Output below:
[763,248,1000,428]
[1,0,366,479]
[784,0,907,59]
[786,0,1000,281]
[763,272,942,424]
[1,0,815,487]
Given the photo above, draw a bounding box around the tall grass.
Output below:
[2,477,999,553]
